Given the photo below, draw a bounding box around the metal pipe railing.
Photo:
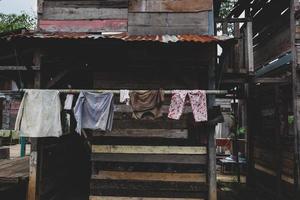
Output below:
[0,89,228,95]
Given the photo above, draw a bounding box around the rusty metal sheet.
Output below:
[3,31,233,44]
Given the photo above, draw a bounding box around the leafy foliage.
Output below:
[0,12,36,33]
[219,0,238,18]
[218,0,238,35]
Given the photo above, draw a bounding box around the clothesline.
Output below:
[14,89,216,138]
[0,89,227,95]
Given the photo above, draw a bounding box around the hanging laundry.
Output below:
[129,90,164,119]
[74,92,114,134]
[168,90,207,122]
[15,90,62,137]
[64,94,74,110]
[120,90,130,105]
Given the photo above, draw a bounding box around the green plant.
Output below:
[0,12,36,33]
[288,115,294,125]
[237,127,246,136]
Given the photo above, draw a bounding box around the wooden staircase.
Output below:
[88,98,209,200]
[89,144,207,199]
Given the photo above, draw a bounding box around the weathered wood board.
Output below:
[44,0,129,8]
[93,171,206,182]
[254,27,291,68]
[92,145,207,154]
[0,157,29,183]
[128,12,209,35]
[129,0,213,12]
[39,19,128,32]
[43,7,128,20]
[92,129,188,139]
[91,153,206,164]
[90,179,208,196]
[90,197,204,200]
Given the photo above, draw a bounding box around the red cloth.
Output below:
[216,138,231,150]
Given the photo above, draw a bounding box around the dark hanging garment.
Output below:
[129,90,164,119]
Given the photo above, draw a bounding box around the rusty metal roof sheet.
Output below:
[3,31,234,44]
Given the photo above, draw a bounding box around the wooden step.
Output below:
[90,179,208,198]
[92,162,206,174]
[90,179,207,192]
[92,145,207,155]
[112,120,190,129]
[93,171,206,183]
[91,153,206,165]
[92,129,188,139]
[90,171,207,197]
[90,196,204,200]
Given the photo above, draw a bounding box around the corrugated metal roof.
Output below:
[3,31,234,44]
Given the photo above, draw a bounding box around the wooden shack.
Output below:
[225,0,300,199]
[0,1,250,200]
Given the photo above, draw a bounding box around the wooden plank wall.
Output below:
[92,43,211,89]
[90,92,209,199]
[252,0,291,70]
[33,42,213,200]
[39,0,129,32]
[250,85,295,199]
[90,44,211,198]
[292,0,300,196]
[253,26,291,69]
[127,0,212,35]
[39,0,213,34]
[36,41,211,90]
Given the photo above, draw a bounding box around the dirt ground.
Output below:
[217,174,265,200]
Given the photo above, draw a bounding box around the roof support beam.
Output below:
[255,53,292,77]
[0,66,40,71]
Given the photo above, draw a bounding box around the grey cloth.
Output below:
[74,92,114,134]
[15,90,62,138]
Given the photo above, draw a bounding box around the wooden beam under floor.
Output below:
[90,197,204,200]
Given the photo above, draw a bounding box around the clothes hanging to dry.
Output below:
[168,90,207,122]
[64,94,74,110]
[74,92,114,134]
[15,90,62,137]
[120,90,130,105]
[129,90,164,119]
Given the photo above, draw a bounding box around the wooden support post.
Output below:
[208,45,217,200]
[27,140,39,200]
[37,0,44,15]
[222,22,228,35]
[234,22,241,72]
[208,127,216,200]
[245,21,254,74]
[232,91,240,183]
[245,83,254,187]
[27,50,43,200]
[275,86,282,200]
[291,0,300,197]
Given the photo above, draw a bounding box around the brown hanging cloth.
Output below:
[129,90,164,119]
